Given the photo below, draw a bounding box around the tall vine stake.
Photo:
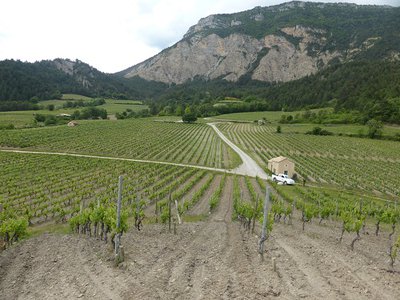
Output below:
[168,192,172,233]
[259,186,271,260]
[115,175,123,262]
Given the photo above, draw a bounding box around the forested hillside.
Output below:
[0,59,166,105]
[153,60,400,123]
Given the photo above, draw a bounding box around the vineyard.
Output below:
[0,151,229,226]
[217,122,400,197]
[1,115,400,299]
[0,119,241,169]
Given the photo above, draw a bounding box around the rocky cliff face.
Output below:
[52,59,95,89]
[122,26,339,84]
[120,1,399,85]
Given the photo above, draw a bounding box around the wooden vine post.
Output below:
[79,200,84,236]
[155,198,159,223]
[259,186,271,260]
[175,200,182,225]
[115,175,124,264]
[252,196,259,234]
[168,193,172,233]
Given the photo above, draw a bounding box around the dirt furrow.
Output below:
[187,175,221,216]
[271,217,400,300]
[275,237,341,298]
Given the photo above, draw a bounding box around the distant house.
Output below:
[67,121,78,127]
[268,156,295,178]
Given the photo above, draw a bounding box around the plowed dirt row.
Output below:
[1,176,399,299]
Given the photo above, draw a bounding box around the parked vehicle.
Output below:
[272,174,295,185]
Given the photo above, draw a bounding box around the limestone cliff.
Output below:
[119,1,399,85]
[121,25,343,84]
[52,59,95,89]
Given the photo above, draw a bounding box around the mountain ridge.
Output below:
[119,1,400,85]
[0,58,167,101]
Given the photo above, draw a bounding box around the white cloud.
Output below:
[0,0,398,73]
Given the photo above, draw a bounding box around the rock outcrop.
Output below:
[122,26,340,84]
[119,1,398,85]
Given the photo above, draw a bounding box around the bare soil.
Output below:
[1,178,399,300]
[187,175,221,217]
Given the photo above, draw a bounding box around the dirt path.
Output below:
[208,123,269,179]
[0,148,228,174]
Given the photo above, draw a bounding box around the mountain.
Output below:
[0,59,166,102]
[119,1,400,85]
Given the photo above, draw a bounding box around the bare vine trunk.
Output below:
[375,220,380,236]
[339,222,345,242]
[350,231,361,251]
[389,224,396,241]
[388,224,396,271]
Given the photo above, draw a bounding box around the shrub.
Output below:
[306,127,333,136]
[182,113,197,123]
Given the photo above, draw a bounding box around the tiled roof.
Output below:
[268,156,289,163]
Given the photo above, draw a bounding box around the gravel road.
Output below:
[208,123,269,179]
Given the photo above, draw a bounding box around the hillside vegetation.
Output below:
[185,1,400,57]
[0,2,399,123]
[0,59,166,104]
[156,60,400,124]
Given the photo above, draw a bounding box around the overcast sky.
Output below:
[0,0,399,73]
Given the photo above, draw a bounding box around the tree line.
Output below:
[1,59,399,124]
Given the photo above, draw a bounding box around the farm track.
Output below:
[208,123,269,179]
[0,148,227,174]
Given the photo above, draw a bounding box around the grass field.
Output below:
[275,123,400,137]
[0,111,38,127]
[61,94,93,101]
[38,98,148,115]
[101,100,148,115]
[0,108,77,127]
[0,95,148,128]
[208,110,299,122]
